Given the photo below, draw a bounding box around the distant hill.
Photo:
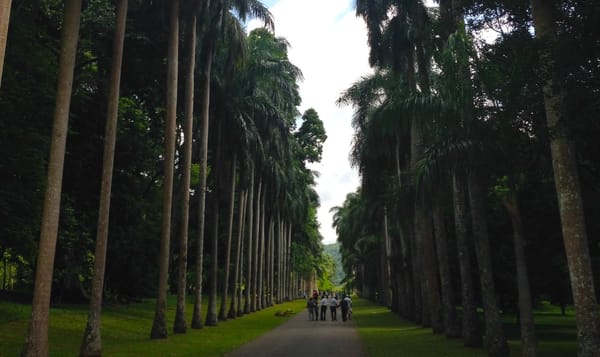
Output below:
[323,242,344,286]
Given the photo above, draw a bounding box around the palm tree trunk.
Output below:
[251,179,262,311]
[151,0,179,339]
[258,187,267,309]
[276,214,282,303]
[406,46,423,326]
[243,168,255,314]
[206,120,223,326]
[268,216,275,306]
[414,16,443,333]
[467,169,509,356]
[191,40,214,331]
[236,190,247,317]
[382,206,391,306]
[228,188,246,318]
[173,9,198,335]
[205,193,220,325]
[80,0,128,353]
[531,1,600,355]
[452,170,482,348]
[219,156,237,320]
[22,0,82,355]
[286,223,292,300]
[432,183,461,339]
[503,189,537,356]
[0,0,12,87]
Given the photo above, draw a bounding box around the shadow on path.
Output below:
[224,309,368,357]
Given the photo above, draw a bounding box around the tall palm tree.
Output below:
[502,186,537,356]
[219,156,237,320]
[433,3,508,352]
[251,178,262,311]
[531,1,600,355]
[151,0,179,339]
[467,170,509,356]
[0,0,12,87]
[80,0,128,354]
[22,0,83,355]
[191,0,213,329]
[452,169,482,347]
[228,187,247,318]
[205,117,223,326]
[431,182,461,338]
[243,168,255,314]
[174,0,201,334]
[435,0,483,347]
[193,0,273,326]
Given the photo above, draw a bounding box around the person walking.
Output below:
[307,298,316,321]
[320,295,328,321]
[340,295,350,322]
[329,295,338,321]
[344,295,353,320]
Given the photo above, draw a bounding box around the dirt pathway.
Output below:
[224,309,368,357]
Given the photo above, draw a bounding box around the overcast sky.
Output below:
[249,0,371,245]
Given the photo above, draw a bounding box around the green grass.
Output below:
[0,297,305,357]
[0,297,579,356]
[353,298,578,357]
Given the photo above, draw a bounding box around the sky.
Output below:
[248,0,372,245]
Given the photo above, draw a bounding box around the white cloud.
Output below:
[249,0,370,244]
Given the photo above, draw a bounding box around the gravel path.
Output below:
[224,308,368,357]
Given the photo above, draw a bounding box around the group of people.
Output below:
[306,290,352,322]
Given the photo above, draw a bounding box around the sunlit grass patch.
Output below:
[0,297,305,356]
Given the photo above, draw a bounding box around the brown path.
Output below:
[224,309,368,357]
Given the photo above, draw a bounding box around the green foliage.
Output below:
[317,252,336,292]
[322,243,344,286]
[294,108,327,163]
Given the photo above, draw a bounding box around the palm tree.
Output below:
[173,0,200,334]
[531,1,600,354]
[434,1,483,347]
[501,185,537,356]
[150,0,179,339]
[228,187,247,318]
[0,0,12,87]
[193,0,273,327]
[452,169,482,347]
[205,118,223,327]
[467,169,509,356]
[243,168,255,314]
[22,0,83,355]
[80,0,128,353]
[251,178,262,311]
[433,4,508,352]
[431,182,461,338]
[219,156,237,320]
[191,0,213,329]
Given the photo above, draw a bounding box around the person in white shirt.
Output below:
[341,295,352,321]
[329,295,338,321]
[320,295,328,321]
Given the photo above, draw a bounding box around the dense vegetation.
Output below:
[2,0,600,356]
[323,242,344,286]
[333,0,600,356]
[0,0,331,355]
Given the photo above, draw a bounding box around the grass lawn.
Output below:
[0,296,579,356]
[0,297,305,357]
[352,298,578,357]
